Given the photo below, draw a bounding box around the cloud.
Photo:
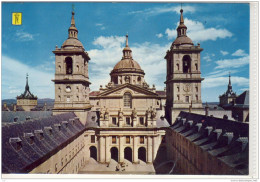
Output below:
[202,76,249,88]
[215,56,249,69]
[2,55,54,99]
[156,33,163,38]
[128,5,196,16]
[95,23,106,30]
[232,49,248,57]
[165,18,233,42]
[220,50,229,56]
[88,36,170,91]
[15,30,36,41]
[203,53,215,62]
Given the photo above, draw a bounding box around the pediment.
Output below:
[98,84,158,97]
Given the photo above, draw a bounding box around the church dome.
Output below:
[113,59,142,71]
[173,36,193,46]
[62,38,84,49]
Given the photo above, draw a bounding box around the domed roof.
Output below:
[173,36,193,46]
[113,59,142,70]
[62,38,84,49]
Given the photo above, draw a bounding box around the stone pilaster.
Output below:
[133,136,138,163]
[105,136,110,163]
[147,136,152,163]
[119,136,124,163]
[99,136,105,163]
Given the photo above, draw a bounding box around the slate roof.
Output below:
[89,91,100,97]
[156,90,166,97]
[170,111,249,174]
[234,90,249,109]
[2,111,53,123]
[2,112,86,173]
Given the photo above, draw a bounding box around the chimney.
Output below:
[205,102,209,116]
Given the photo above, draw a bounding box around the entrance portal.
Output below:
[138,147,146,162]
[89,146,97,160]
[111,147,118,162]
[124,147,132,162]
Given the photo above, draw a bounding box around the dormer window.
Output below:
[24,133,35,144]
[9,137,22,151]
[44,127,53,136]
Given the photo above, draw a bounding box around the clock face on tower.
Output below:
[183,84,191,92]
[66,86,71,93]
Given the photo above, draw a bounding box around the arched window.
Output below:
[182,55,191,73]
[123,92,132,108]
[65,57,73,74]
[195,63,198,71]
[176,63,180,71]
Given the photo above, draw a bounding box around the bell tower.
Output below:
[165,9,204,124]
[52,10,92,124]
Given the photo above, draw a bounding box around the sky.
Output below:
[1,2,250,102]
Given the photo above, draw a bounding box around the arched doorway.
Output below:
[124,147,132,162]
[111,147,118,162]
[138,147,146,162]
[89,146,97,161]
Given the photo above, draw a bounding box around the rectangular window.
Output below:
[140,136,144,144]
[195,86,198,92]
[185,96,189,103]
[112,136,117,144]
[139,117,144,125]
[91,135,95,143]
[112,117,117,125]
[126,136,130,144]
[126,117,131,125]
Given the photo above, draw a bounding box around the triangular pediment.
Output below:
[97,84,158,97]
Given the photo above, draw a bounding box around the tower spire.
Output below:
[68,6,78,39]
[126,33,129,47]
[177,8,187,37]
[122,34,132,59]
[228,72,231,86]
[25,73,29,91]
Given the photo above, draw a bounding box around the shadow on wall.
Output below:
[153,141,175,174]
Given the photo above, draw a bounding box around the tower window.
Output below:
[196,95,198,101]
[185,96,189,103]
[123,92,132,108]
[183,55,191,73]
[195,86,198,92]
[65,57,73,74]
[177,86,180,92]
[91,135,95,143]
[177,95,180,100]
[177,63,180,71]
[195,63,198,71]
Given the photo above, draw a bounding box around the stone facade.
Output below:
[164,9,204,124]
[16,74,37,111]
[87,35,168,165]
[52,11,91,124]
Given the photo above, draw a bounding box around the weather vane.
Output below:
[72,4,75,12]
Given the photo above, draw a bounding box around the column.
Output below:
[119,136,124,163]
[133,136,138,163]
[105,136,110,163]
[147,136,152,163]
[99,136,105,163]
[152,136,157,161]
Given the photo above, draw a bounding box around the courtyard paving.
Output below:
[78,158,155,174]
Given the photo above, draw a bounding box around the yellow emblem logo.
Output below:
[12,12,22,25]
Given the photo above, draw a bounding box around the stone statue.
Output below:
[151,108,157,119]
[118,108,124,119]
[104,108,109,120]
[132,108,137,119]
[100,109,104,119]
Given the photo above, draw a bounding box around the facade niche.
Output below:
[65,57,73,74]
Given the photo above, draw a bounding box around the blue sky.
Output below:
[1,2,249,101]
